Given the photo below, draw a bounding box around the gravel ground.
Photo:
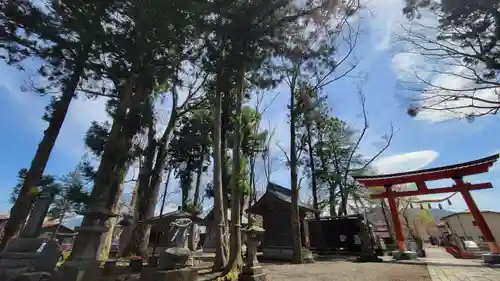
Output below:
[263,261,431,281]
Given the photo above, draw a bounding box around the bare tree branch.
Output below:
[395,4,500,120]
[276,142,291,165]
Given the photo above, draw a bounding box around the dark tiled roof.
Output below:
[266,182,315,211]
[41,222,75,233]
[144,210,206,225]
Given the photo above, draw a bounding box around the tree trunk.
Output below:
[99,176,126,260]
[180,176,191,210]
[152,166,172,255]
[305,123,324,253]
[212,85,227,272]
[315,123,337,218]
[124,110,177,257]
[222,67,244,274]
[100,217,118,260]
[0,52,87,250]
[159,166,172,215]
[118,179,140,257]
[246,155,256,226]
[339,182,348,216]
[305,124,319,220]
[221,91,231,247]
[68,78,140,261]
[189,148,205,250]
[328,187,337,217]
[52,212,66,241]
[289,81,303,264]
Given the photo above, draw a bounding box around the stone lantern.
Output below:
[240,224,266,281]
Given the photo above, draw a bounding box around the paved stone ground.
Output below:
[427,265,500,281]
[424,247,500,281]
[263,261,431,281]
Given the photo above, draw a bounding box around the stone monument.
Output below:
[20,191,55,238]
[167,218,192,249]
[240,225,266,281]
[55,206,117,281]
[117,214,134,257]
[165,218,194,266]
[140,219,198,281]
[0,190,62,281]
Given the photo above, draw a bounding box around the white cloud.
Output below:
[365,0,407,51]
[414,67,499,122]
[373,150,439,174]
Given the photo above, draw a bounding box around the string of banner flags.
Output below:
[408,192,456,210]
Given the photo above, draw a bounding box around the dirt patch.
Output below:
[263,261,431,281]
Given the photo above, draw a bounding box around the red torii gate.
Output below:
[354,154,500,255]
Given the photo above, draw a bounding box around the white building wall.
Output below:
[442,212,500,248]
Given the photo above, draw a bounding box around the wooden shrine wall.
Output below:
[261,207,294,248]
[308,215,366,254]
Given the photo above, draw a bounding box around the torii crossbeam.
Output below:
[354,154,500,256]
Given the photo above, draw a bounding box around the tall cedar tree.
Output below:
[110,0,208,258]
[0,0,118,249]
[167,108,212,250]
[204,0,346,272]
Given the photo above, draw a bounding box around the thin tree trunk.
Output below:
[221,92,231,247]
[152,166,172,255]
[315,123,337,217]
[52,212,66,241]
[1,52,87,250]
[328,188,337,217]
[246,154,257,227]
[222,66,245,274]
[212,83,227,272]
[289,78,303,264]
[306,123,324,253]
[124,108,177,257]
[122,114,156,257]
[305,124,319,220]
[189,148,205,250]
[180,176,191,210]
[159,166,172,216]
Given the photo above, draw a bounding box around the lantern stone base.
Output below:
[261,247,314,263]
[482,253,500,264]
[391,251,417,260]
[240,266,267,281]
[140,267,198,281]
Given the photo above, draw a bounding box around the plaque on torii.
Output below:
[354,154,500,256]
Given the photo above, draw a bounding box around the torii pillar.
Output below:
[384,185,407,252]
[453,177,500,255]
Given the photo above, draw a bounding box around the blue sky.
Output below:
[1,0,500,224]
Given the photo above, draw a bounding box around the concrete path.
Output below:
[425,247,500,281]
[428,264,500,281]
